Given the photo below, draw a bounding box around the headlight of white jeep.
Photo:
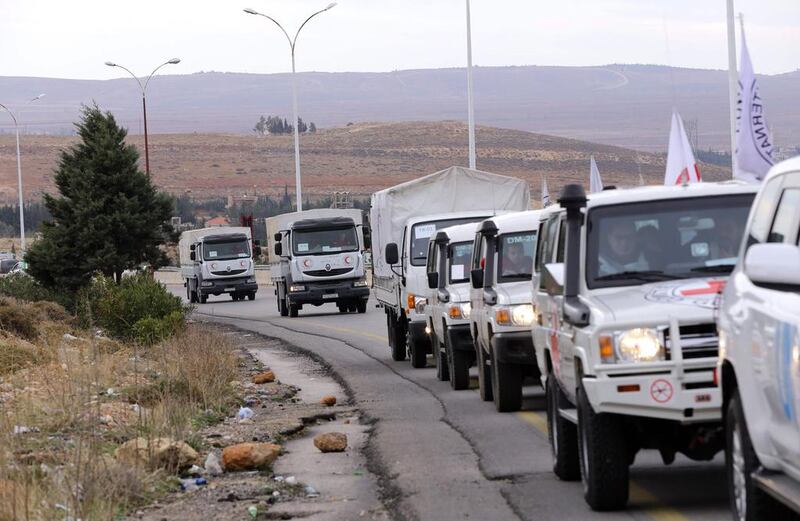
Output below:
[289,284,306,292]
[495,304,534,327]
[615,328,664,363]
[353,279,368,287]
[448,302,471,320]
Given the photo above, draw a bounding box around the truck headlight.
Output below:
[201,281,213,287]
[495,304,534,326]
[353,279,368,287]
[246,277,256,283]
[615,328,664,363]
[448,303,471,320]
[289,284,306,292]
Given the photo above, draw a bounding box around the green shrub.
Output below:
[0,273,55,303]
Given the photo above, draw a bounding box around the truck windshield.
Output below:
[497,231,537,281]
[203,239,250,261]
[293,226,358,255]
[410,217,487,266]
[586,194,755,289]
[448,242,473,283]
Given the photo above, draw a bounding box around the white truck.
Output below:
[179,226,260,304]
[424,222,480,389]
[718,157,800,520]
[533,182,756,511]
[267,208,370,317]
[470,210,543,412]
[371,166,530,366]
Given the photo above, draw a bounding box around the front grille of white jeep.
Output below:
[663,323,718,360]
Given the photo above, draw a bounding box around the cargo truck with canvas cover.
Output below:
[179,226,260,304]
[371,166,530,366]
[267,208,369,317]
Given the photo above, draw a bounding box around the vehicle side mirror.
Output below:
[542,263,565,296]
[427,272,439,289]
[189,251,196,261]
[363,227,372,250]
[190,244,196,251]
[745,243,800,287]
[470,268,484,289]
[254,245,262,257]
[385,243,399,265]
[254,239,261,246]
[274,243,283,257]
[274,233,282,242]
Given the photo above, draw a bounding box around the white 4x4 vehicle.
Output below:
[424,223,479,389]
[718,157,800,520]
[470,210,542,412]
[534,182,757,511]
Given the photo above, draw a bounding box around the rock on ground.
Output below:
[314,432,348,453]
[222,442,281,471]
[115,437,199,473]
[251,370,275,384]
[320,395,337,406]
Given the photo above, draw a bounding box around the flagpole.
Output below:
[465,0,477,170]
[726,0,738,179]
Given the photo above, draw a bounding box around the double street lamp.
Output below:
[104,58,181,176]
[244,3,337,212]
[0,93,46,255]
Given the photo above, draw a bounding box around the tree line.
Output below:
[253,115,317,136]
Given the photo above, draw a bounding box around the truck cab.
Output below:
[718,157,800,519]
[469,210,542,412]
[424,222,479,389]
[534,182,757,511]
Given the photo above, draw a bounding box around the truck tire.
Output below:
[356,300,367,314]
[390,315,406,362]
[337,304,348,313]
[577,383,629,511]
[447,333,470,390]
[491,344,523,412]
[248,292,255,301]
[199,294,208,304]
[726,389,782,521]
[547,374,580,481]
[432,331,449,382]
[288,302,299,317]
[477,339,493,402]
[278,291,288,316]
[408,328,427,369]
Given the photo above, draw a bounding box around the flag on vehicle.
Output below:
[664,111,701,185]
[589,155,603,193]
[541,177,551,207]
[735,22,774,183]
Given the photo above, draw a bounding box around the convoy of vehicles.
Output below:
[718,157,800,519]
[266,208,370,317]
[179,226,260,303]
[470,210,543,412]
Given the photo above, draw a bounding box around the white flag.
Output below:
[664,111,701,185]
[541,177,551,207]
[589,155,603,193]
[735,24,774,183]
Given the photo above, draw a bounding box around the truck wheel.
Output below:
[726,389,781,521]
[356,300,367,314]
[199,294,208,304]
[547,375,580,481]
[447,333,470,390]
[390,316,406,362]
[491,345,522,412]
[279,295,288,316]
[577,383,629,511]
[408,328,427,369]
[248,292,255,301]
[477,339,493,401]
[432,331,449,382]
[288,303,299,317]
[348,303,357,313]
[337,304,348,313]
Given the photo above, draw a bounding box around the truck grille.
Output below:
[664,323,718,360]
[211,268,246,276]
[304,268,353,277]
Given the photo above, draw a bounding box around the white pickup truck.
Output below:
[718,157,800,520]
[470,210,543,412]
[371,166,529,366]
[424,222,479,388]
[533,182,757,511]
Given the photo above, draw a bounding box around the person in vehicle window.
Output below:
[709,215,742,259]
[501,241,530,277]
[599,220,649,276]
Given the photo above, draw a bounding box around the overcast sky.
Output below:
[2,0,798,80]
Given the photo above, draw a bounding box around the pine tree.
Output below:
[309,122,317,133]
[26,104,173,292]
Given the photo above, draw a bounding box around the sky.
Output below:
[1,0,798,80]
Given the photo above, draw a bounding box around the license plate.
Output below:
[323,293,338,299]
[225,287,235,292]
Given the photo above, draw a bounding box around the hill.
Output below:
[0,121,729,204]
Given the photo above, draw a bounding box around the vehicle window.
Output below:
[293,226,358,255]
[536,216,560,272]
[426,241,437,273]
[203,239,250,261]
[768,189,800,245]
[410,217,487,266]
[497,232,537,281]
[556,219,567,263]
[449,241,473,283]
[748,177,784,245]
[471,233,482,270]
[586,194,755,288]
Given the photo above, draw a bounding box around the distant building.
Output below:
[227,194,258,209]
[206,216,231,227]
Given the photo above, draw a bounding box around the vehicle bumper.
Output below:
[287,281,369,305]
[583,366,721,423]
[199,277,258,295]
[446,324,474,352]
[490,331,537,365]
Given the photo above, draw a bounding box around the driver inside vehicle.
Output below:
[599,220,649,276]
[501,242,530,277]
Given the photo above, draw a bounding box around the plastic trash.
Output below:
[237,407,254,420]
[285,476,297,485]
[304,485,320,498]
[204,452,223,476]
[180,477,207,491]
[186,464,203,476]
[274,475,285,482]
[247,505,258,519]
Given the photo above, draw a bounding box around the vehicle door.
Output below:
[425,240,440,334]
[553,215,579,392]
[534,214,561,363]
[471,232,493,347]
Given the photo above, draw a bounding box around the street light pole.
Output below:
[0,94,45,255]
[465,0,477,170]
[244,3,337,212]
[105,58,181,177]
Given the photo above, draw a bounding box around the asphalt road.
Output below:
[176,287,732,521]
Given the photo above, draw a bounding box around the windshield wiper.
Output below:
[690,264,735,274]
[595,270,682,282]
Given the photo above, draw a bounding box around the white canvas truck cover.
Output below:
[265,209,365,265]
[370,166,530,279]
[178,226,252,268]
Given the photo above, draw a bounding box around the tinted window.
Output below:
[768,189,800,244]
[497,232,537,281]
[293,226,358,255]
[204,239,250,261]
[749,178,784,245]
[449,242,473,283]
[556,219,567,263]
[536,216,560,272]
[410,217,486,266]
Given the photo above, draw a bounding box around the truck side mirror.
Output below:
[470,268,484,289]
[274,243,283,257]
[274,233,282,242]
[427,272,439,289]
[745,243,800,287]
[190,244,196,251]
[363,227,372,250]
[385,243,399,265]
[542,263,565,296]
[190,251,196,261]
[254,239,261,246]
[254,245,262,257]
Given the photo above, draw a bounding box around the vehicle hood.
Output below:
[447,283,471,303]
[495,279,534,306]
[591,277,726,325]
